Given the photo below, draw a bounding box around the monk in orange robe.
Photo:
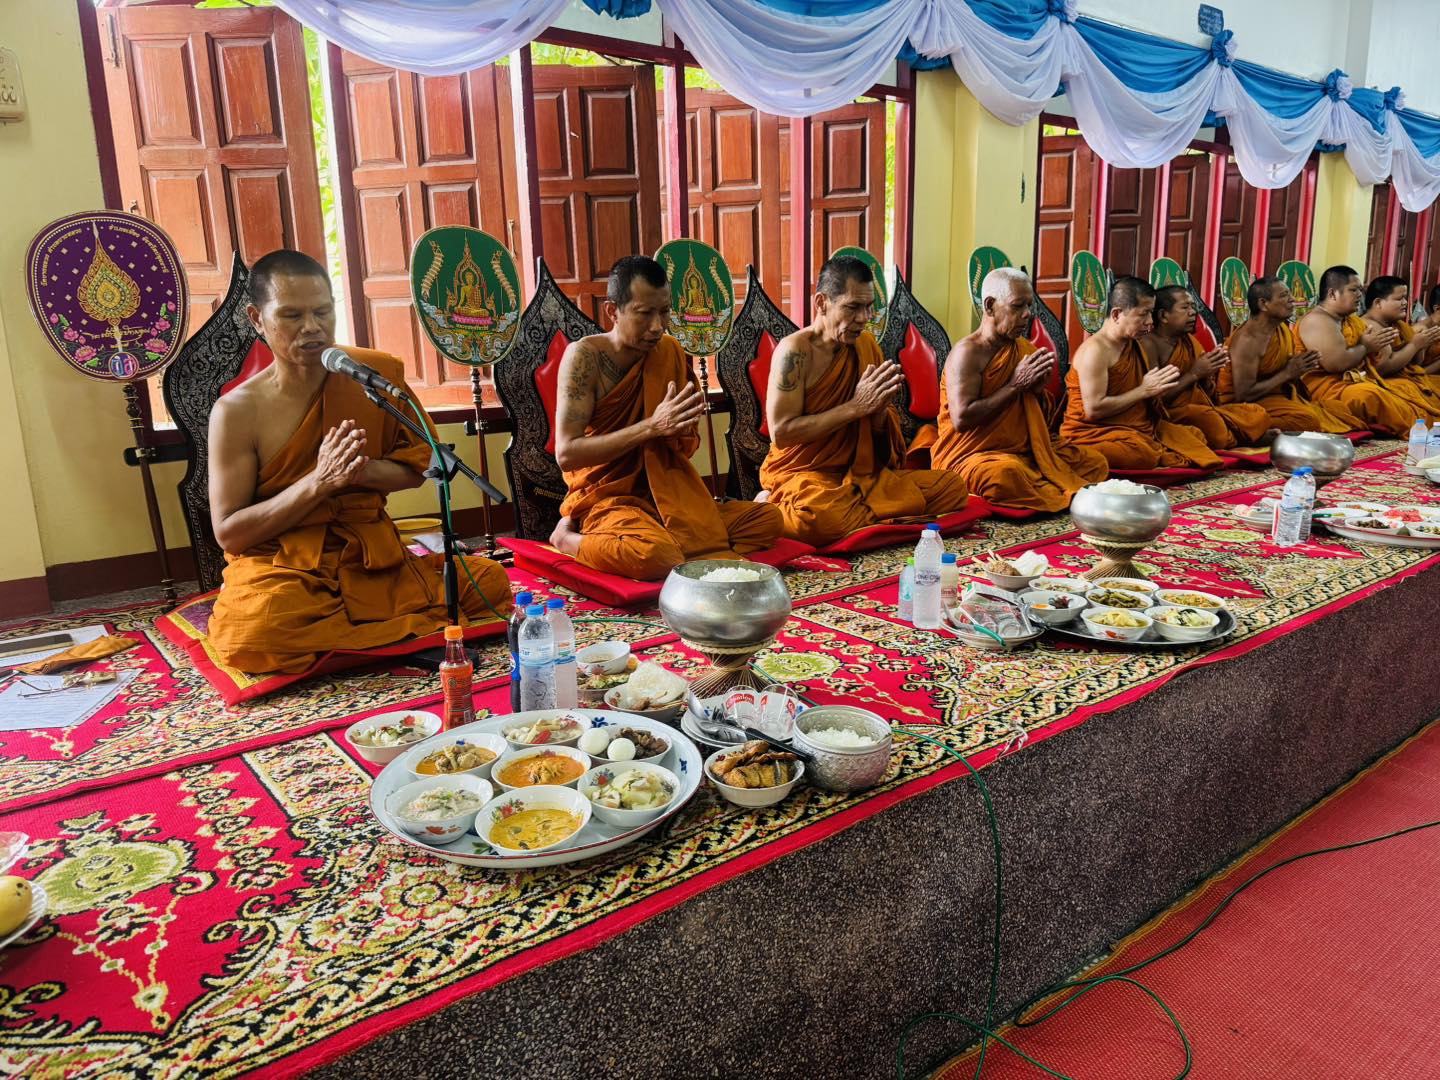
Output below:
[207,250,510,675]
[1220,275,1362,432]
[551,256,781,579]
[1061,276,1223,470]
[929,267,1106,511]
[1295,265,1413,436]
[1360,275,1440,416]
[1416,284,1440,387]
[760,255,968,546]
[1141,285,1275,449]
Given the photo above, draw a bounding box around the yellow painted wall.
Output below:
[1310,153,1376,275]
[912,69,1039,341]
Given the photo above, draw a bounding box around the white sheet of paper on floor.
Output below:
[0,639,134,732]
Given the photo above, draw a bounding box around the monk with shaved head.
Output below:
[929,267,1107,511]
[1060,276,1223,470]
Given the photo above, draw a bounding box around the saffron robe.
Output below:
[561,335,781,580]
[1370,321,1440,418]
[1159,333,1272,449]
[1297,315,1416,436]
[209,349,511,675]
[1217,322,1361,433]
[930,337,1107,512]
[759,331,968,547]
[1060,340,1224,470]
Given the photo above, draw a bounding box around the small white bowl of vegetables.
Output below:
[344,710,441,764]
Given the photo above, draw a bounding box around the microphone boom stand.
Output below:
[362,387,507,627]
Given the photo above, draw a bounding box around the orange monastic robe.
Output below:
[562,335,781,580]
[760,331,968,547]
[1217,322,1360,433]
[1298,315,1416,436]
[1374,321,1440,418]
[209,349,511,675]
[1061,340,1224,470]
[930,337,1107,512]
[1161,333,1271,449]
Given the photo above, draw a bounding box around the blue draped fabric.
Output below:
[1073,17,1211,93]
[963,0,1054,36]
[1348,87,1388,134]
[578,0,653,15]
[1230,60,1325,121]
[898,40,952,71]
[1401,111,1440,159]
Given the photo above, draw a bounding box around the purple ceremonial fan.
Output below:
[24,210,188,383]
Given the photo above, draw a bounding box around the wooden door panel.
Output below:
[357,188,409,278]
[417,76,472,163]
[1105,167,1153,276]
[809,103,886,305]
[532,90,571,179]
[146,171,216,270]
[349,74,404,166]
[225,168,291,263]
[541,196,578,283]
[1164,156,1209,275]
[214,38,283,145]
[129,39,202,146]
[423,183,479,229]
[581,90,639,176]
[1035,134,1095,346]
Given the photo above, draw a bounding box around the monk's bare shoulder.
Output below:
[771,328,813,393]
[1296,309,1333,343]
[1071,334,1113,372]
[947,333,991,379]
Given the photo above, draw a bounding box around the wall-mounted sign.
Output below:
[410,226,521,366]
[0,48,26,124]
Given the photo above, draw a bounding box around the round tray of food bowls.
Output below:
[1048,590,1235,647]
[369,709,702,868]
[791,706,894,792]
[1319,505,1440,548]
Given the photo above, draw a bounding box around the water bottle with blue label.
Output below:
[1272,467,1315,547]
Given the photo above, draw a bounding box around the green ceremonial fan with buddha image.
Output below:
[1149,257,1188,290]
[410,226,521,365]
[655,238,735,356]
[1218,256,1253,329]
[1070,250,1108,334]
[829,245,888,338]
[968,246,1012,320]
[1275,260,1317,325]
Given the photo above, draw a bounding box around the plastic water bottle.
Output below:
[913,524,944,629]
[1272,467,1316,547]
[940,552,960,611]
[518,604,555,711]
[897,558,915,621]
[546,598,577,709]
[438,625,475,732]
[1427,421,1440,468]
[1407,418,1429,472]
[507,590,533,711]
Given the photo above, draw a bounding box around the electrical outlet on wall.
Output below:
[0,48,27,124]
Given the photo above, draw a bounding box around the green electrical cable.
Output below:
[893,722,1440,1080]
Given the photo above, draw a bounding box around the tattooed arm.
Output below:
[767,332,904,448]
[553,337,703,470]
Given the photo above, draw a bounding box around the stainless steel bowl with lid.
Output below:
[791,706,894,792]
[1069,484,1173,544]
[658,560,792,647]
[1270,432,1355,482]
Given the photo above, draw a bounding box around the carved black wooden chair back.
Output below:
[161,253,258,593]
[492,259,602,540]
[713,268,796,500]
[878,271,951,448]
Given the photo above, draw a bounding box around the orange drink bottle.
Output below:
[439,625,475,731]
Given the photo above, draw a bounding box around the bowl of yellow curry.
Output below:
[481,785,591,855]
[1080,607,1153,642]
[491,745,592,793]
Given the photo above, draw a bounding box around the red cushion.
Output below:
[538,331,569,455]
[1217,448,1270,468]
[1028,317,1063,399]
[750,331,778,437]
[220,339,274,397]
[1193,319,1218,353]
[1109,466,1217,487]
[498,535,817,609]
[155,592,506,706]
[897,324,940,421]
[816,503,991,555]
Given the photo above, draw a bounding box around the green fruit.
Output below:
[0,876,33,937]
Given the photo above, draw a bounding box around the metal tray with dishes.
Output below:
[1046,606,1237,649]
[1319,505,1440,549]
[368,710,703,869]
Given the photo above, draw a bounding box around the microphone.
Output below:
[321,347,405,398]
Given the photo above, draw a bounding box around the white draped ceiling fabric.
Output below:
[274,0,1440,211]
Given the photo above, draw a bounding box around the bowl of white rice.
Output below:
[792,706,894,792]
[659,560,793,647]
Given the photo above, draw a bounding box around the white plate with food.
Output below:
[1047,606,1236,648]
[1323,519,1440,548]
[369,709,702,869]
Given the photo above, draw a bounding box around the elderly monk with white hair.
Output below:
[927,267,1108,512]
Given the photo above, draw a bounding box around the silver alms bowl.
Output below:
[1069,484,1173,543]
[1270,432,1355,479]
[658,561,792,647]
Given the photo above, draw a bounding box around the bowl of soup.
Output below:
[386,774,492,842]
[404,732,508,781]
[481,785,591,855]
[491,745,592,792]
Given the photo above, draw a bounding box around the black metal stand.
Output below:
[363,387,507,626]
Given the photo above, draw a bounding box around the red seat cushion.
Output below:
[897,324,940,421]
[1028,317,1064,399]
[220,339,274,397]
[1193,318,1218,353]
[750,331,778,436]
[1109,466,1218,487]
[538,331,569,455]
[816,503,991,555]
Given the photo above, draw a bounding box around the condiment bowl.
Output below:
[1145,605,1220,642]
[792,706,893,792]
[1152,589,1228,612]
[491,744,593,793]
[1080,607,1153,642]
[579,761,680,828]
[705,747,805,808]
[1018,589,1088,625]
[577,640,631,676]
[1083,587,1152,615]
[984,569,1041,592]
[500,710,592,751]
[401,731,508,782]
[344,710,441,765]
[386,774,492,842]
[603,686,685,725]
[480,784,592,855]
[1092,577,1160,597]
